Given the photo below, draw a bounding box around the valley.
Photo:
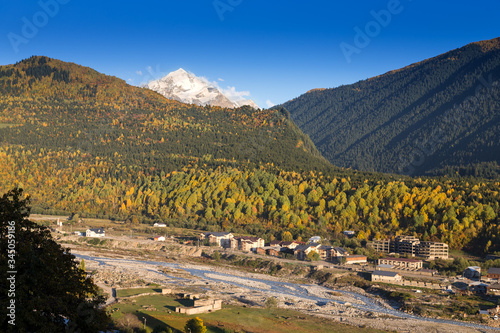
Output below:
[1,3,499,332]
[38,214,499,332]
[1,40,499,333]
[53,233,499,332]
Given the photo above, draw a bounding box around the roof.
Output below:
[308,236,321,243]
[205,232,231,237]
[281,241,297,246]
[381,257,422,263]
[295,243,320,252]
[318,245,332,250]
[270,240,282,246]
[240,239,259,244]
[294,244,308,251]
[333,247,349,255]
[452,282,470,290]
[487,267,500,275]
[261,246,281,250]
[488,283,500,289]
[466,266,481,270]
[237,236,262,242]
[346,255,367,262]
[372,270,400,277]
[88,228,104,233]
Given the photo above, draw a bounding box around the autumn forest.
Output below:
[0,56,499,254]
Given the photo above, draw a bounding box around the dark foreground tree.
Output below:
[0,188,109,332]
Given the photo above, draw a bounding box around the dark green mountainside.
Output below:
[282,37,500,178]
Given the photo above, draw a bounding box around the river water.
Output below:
[75,254,500,331]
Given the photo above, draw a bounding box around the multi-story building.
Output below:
[371,239,391,253]
[317,245,332,261]
[200,232,234,248]
[330,247,349,258]
[231,236,265,252]
[371,235,448,259]
[394,235,420,256]
[294,243,321,260]
[378,257,423,270]
[417,241,449,259]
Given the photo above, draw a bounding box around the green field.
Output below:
[109,294,386,333]
[116,287,163,298]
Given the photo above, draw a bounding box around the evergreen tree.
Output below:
[0,188,109,332]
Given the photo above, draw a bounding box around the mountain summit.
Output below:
[144,68,259,109]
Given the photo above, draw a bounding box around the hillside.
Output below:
[0,56,499,254]
[282,37,500,178]
[0,56,328,172]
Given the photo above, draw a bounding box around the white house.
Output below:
[154,236,166,242]
[153,223,167,227]
[307,236,321,244]
[371,271,402,283]
[86,228,105,238]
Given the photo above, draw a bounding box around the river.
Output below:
[75,254,500,332]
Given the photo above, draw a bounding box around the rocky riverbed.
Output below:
[75,250,499,333]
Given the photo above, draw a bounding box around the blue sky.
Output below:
[1,0,499,107]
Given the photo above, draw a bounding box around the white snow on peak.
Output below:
[144,69,259,109]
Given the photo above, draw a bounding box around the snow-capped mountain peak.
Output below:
[144,69,259,109]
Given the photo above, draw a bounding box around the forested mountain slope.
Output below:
[283,37,500,178]
[0,56,328,172]
[0,56,498,254]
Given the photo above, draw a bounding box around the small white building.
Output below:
[154,236,166,242]
[371,270,402,283]
[307,236,321,244]
[85,228,105,238]
[343,230,355,237]
[153,223,167,227]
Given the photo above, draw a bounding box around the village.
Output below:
[36,214,500,329]
[197,230,500,307]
